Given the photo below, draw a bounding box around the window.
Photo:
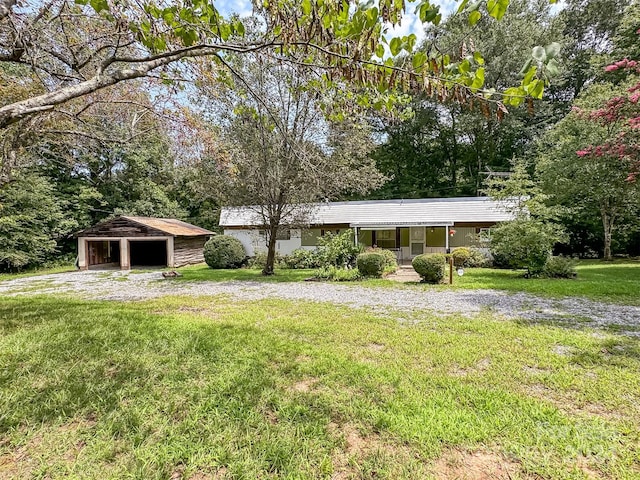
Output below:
[276,228,291,240]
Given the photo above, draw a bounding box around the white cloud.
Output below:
[215,0,253,17]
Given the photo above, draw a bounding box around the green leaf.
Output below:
[389,37,402,56]
[273,25,282,36]
[522,65,537,86]
[546,58,560,77]
[301,0,312,15]
[471,67,485,89]
[544,42,561,60]
[412,51,426,69]
[457,0,470,13]
[375,44,385,58]
[459,59,470,74]
[529,79,544,98]
[473,51,484,65]
[532,45,546,63]
[89,0,109,13]
[234,20,245,36]
[487,0,509,20]
[468,10,481,26]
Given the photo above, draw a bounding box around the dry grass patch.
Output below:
[328,422,426,479]
[432,448,528,480]
[290,377,319,393]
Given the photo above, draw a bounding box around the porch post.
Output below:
[77,238,87,270]
[120,239,130,270]
[353,226,358,245]
[445,226,450,253]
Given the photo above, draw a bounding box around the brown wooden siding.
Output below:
[77,218,167,237]
[174,236,208,267]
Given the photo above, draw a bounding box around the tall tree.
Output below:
[201,54,385,275]
[538,80,640,260]
[371,0,563,199]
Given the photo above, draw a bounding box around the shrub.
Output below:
[203,235,246,269]
[543,255,577,278]
[248,250,284,269]
[316,230,363,268]
[412,253,446,284]
[451,247,490,268]
[283,248,322,269]
[451,247,472,267]
[367,247,398,274]
[490,219,565,276]
[356,252,386,277]
[313,266,362,281]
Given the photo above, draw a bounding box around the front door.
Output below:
[410,227,424,257]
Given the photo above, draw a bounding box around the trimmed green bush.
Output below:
[366,247,398,274]
[412,253,446,284]
[356,252,386,277]
[451,247,472,267]
[203,235,246,269]
[313,266,361,281]
[543,255,577,278]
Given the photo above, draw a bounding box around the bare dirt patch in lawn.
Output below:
[328,422,423,479]
[290,377,319,393]
[432,447,526,480]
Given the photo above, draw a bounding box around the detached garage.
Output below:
[76,216,213,270]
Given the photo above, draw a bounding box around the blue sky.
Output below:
[215,1,565,48]
[215,0,460,46]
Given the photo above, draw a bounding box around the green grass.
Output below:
[0,264,76,282]
[447,260,640,305]
[1,295,639,479]
[176,264,317,283]
[176,260,640,305]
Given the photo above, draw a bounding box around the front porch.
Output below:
[353,224,479,264]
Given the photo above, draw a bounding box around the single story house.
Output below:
[75,216,213,270]
[219,197,516,262]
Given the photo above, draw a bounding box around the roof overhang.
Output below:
[350,222,454,229]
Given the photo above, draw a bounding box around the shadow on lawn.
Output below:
[0,297,286,433]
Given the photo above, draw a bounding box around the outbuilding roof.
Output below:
[75,216,214,238]
[219,197,517,228]
[122,217,214,236]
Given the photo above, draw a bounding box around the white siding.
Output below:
[224,229,302,256]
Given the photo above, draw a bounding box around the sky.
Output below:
[215,0,460,47]
[214,0,565,53]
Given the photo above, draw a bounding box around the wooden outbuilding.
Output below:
[75,216,213,270]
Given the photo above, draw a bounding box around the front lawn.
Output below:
[176,260,640,306]
[1,295,639,478]
[176,265,316,282]
[449,260,640,305]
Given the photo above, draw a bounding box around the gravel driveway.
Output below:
[1,270,640,335]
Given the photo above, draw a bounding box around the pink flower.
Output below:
[576,149,591,157]
[605,64,619,72]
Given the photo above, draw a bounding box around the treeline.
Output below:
[368,0,640,258]
[0,0,638,271]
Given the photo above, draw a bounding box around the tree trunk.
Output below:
[262,223,279,275]
[602,211,614,261]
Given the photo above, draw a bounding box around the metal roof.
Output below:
[123,216,214,236]
[219,197,517,227]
